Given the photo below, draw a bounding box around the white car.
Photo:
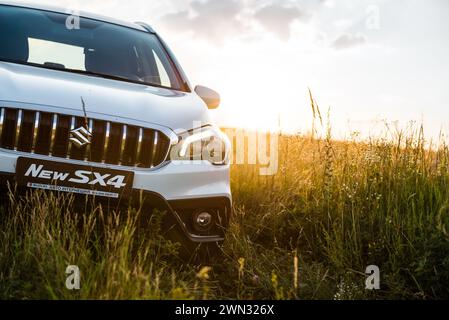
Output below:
[0,1,232,256]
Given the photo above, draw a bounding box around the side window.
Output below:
[152,50,171,88]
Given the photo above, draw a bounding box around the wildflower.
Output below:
[196,266,212,281]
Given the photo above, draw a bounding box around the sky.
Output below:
[16,0,449,140]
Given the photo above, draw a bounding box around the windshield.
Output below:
[0,5,185,91]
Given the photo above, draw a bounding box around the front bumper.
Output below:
[0,148,231,201]
[0,148,232,243]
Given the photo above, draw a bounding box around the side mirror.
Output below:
[195,85,220,109]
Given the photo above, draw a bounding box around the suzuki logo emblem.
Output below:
[70,126,92,148]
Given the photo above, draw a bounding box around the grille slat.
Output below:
[34,112,53,155]
[119,124,127,164]
[152,131,159,165]
[0,108,4,140]
[122,126,138,166]
[17,110,36,153]
[136,127,143,165]
[1,108,18,150]
[105,123,123,165]
[154,134,170,165]
[90,120,106,162]
[0,107,170,168]
[14,109,23,150]
[49,114,58,155]
[32,111,40,153]
[138,129,155,167]
[66,116,76,158]
[52,115,71,157]
[103,121,110,163]
[85,119,94,161]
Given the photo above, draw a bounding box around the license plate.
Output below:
[16,157,134,199]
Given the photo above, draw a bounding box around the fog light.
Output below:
[193,211,213,232]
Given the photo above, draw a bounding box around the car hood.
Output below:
[0,62,212,132]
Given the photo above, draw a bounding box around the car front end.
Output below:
[0,2,232,254]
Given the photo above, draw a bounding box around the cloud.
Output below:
[254,4,310,40]
[331,33,367,50]
[159,0,245,42]
[159,0,314,42]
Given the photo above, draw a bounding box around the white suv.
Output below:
[0,2,232,255]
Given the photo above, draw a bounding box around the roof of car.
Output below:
[0,0,154,32]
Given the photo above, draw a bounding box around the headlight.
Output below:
[170,126,231,165]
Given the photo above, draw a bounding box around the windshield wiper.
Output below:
[58,67,170,90]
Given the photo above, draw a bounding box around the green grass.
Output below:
[1,120,449,299]
[228,131,449,299]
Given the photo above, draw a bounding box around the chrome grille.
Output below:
[0,107,170,168]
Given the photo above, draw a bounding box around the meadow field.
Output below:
[1,109,449,300]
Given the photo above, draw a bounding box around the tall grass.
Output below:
[1,100,449,299]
